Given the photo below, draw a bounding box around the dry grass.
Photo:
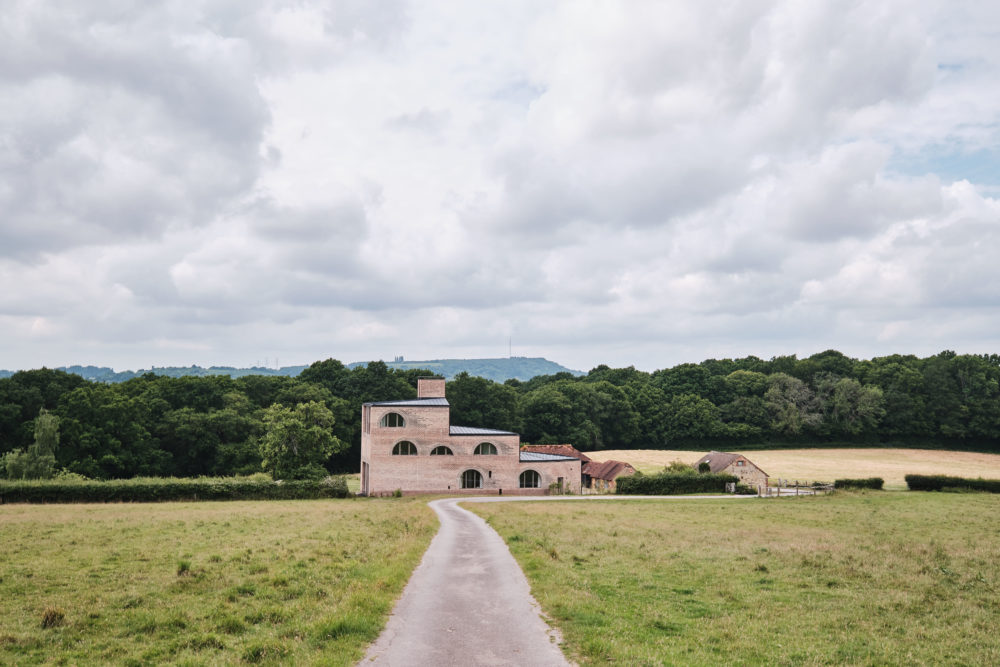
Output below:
[588,448,1000,489]
[0,498,435,665]
[471,493,1000,665]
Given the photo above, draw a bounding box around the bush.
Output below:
[41,607,65,629]
[0,475,352,504]
[616,472,737,495]
[905,474,1000,493]
[833,477,884,490]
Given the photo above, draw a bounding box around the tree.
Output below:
[259,401,346,480]
[764,373,821,436]
[3,408,59,479]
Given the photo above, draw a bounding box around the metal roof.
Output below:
[449,425,518,436]
[520,444,591,462]
[365,397,450,407]
[519,451,579,462]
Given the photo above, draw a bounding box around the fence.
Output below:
[759,479,833,497]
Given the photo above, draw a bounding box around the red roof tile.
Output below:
[582,460,636,481]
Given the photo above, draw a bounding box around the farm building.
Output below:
[582,460,637,492]
[694,451,769,490]
[360,378,581,496]
[519,445,636,492]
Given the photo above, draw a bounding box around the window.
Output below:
[392,441,417,455]
[474,442,497,455]
[519,470,540,488]
[430,445,453,456]
[736,460,745,466]
[461,470,482,489]
[380,412,405,428]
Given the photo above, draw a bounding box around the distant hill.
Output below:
[346,357,582,382]
[0,364,308,383]
[0,357,581,384]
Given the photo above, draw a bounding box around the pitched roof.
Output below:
[582,460,636,481]
[365,397,449,407]
[519,451,580,462]
[694,451,769,476]
[520,444,591,462]
[449,425,518,436]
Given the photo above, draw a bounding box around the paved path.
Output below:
[360,494,756,666]
[360,497,569,666]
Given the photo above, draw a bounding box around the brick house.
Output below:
[693,451,769,491]
[360,378,581,496]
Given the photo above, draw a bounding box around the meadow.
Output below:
[589,448,1000,489]
[0,498,435,665]
[471,492,1000,666]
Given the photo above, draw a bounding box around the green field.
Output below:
[470,492,1000,666]
[0,499,435,665]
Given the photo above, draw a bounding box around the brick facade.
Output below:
[360,378,581,496]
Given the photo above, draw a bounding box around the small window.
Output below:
[474,442,497,455]
[736,460,745,466]
[392,441,417,455]
[461,469,482,489]
[519,470,540,488]
[380,412,405,428]
[430,445,453,456]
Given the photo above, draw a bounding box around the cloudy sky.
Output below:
[2,1,998,373]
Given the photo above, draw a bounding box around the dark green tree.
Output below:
[259,401,346,479]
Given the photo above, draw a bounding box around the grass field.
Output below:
[0,498,435,666]
[470,493,1000,666]
[588,448,1000,489]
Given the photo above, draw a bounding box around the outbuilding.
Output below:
[693,451,769,491]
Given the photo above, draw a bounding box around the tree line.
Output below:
[1,350,998,479]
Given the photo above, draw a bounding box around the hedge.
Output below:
[833,477,884,490]
[905,474,1000,493]
[0,476,351,504]
[616,472,738,495]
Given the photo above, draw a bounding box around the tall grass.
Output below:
[471,493,1000,665]
[0,498,435,665]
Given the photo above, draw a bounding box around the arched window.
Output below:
[461,470,483,489]
[430,445,453,456]
[392,441,417,455]
[380,412,405,427]
[519,470,540,488]
[474,442,497,455]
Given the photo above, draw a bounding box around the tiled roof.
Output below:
[365,397,449,407]
[519,451,580,462]
[449,425,518,436]
[582,460,636,481]
[694,451,768,476]
[520,444,591,462]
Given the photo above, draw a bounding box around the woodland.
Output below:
[1,350,998,479]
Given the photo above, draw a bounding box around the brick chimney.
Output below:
[417,377,446,398]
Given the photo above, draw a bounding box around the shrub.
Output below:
[833,477,884,490]
[41,607,65,629]
[0,475,353,504]
[616,472,737,495]
[905,474,1000,493]
[665,460,696,474]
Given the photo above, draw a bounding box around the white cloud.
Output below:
[1,0,999,372]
